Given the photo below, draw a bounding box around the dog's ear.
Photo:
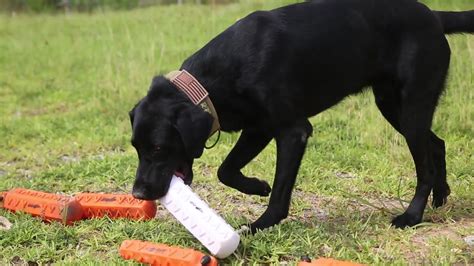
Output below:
[148,76,176,99]
[174,106,213,158]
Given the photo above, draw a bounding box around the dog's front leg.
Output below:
[218,129,272,196]
[249,119,313,233]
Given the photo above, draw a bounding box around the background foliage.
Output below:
[0,0,238,13]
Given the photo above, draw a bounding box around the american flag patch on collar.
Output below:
[168,70,208,105]
[165,70,221,136]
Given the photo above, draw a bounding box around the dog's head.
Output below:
[129,76,213,200]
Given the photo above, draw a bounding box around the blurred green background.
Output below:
[2,0,240,13]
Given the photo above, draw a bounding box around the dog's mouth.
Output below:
[132,159,193,200]
[174,160,193,185]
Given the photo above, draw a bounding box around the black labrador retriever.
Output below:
[129,0,474,233]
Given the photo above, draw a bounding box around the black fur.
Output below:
[436,10,474,34]
[130,0,474,233]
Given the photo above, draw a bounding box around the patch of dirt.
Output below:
[9,256,39,266]
[159,182,470,230]
[0,161,17,169]
[0,216,13,230]
[20,103,69,117]
[335,171,358,179]
[175,184,406,225]
[16,169,34,179]
[10,256,23,265]
[154,205,172,219]
[198,164,214,178]
[288,190,333,223]
[290,189,408,224]
[346,196,408,215]
[175,185,335,224]
[402,220,474,264]
[464,235,474,247]
[59,155,80,163]
[413,225,466,243]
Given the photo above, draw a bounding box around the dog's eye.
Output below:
[152,146,163,157]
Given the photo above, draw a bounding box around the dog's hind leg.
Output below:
[430,132,450,208]
[249,119,312,233]
[374,35,451,228]
[373,78,403,131]
[389,38,450,228]
[390,96,438,228]
[374,80,450,211]
[217,129,272,196]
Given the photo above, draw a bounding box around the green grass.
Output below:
[1,0,473,265]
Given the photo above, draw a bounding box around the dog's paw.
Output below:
[237,223,262,235]
[391,213,422,229]
[432,185,450,208]
[432,194,448,208]
[247,222,266,235]
[237,220,270,235]
[253,178,272,197]
[240,177,271,197]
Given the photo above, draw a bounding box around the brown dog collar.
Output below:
[165,70,220,136]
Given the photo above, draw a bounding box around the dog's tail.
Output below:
[435,10,474,34]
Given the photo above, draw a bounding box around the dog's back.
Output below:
[183,0,455,123]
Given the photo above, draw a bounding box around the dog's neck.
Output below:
[165,70,220,136]
[188,74,258,132]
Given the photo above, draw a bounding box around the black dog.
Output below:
[130,0,474,233]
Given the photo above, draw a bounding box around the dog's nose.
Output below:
[132,189,147,200]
